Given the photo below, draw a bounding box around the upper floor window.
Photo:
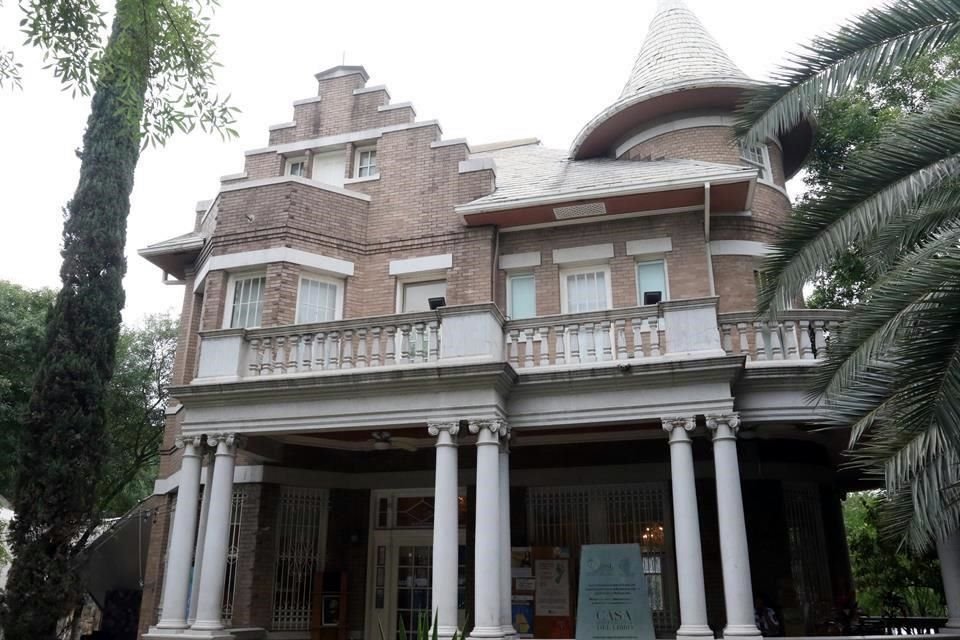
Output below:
[399,279,446,313]
[296,275,343,324]
[312,150,346,186]
[636,260,667,306]
[507,273,536,319]
[355,148,378,178]
[560,266,611,314]
[227,274,266,329]
[286,157,307,177]
[739,142,772,181]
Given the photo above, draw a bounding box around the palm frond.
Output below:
[757,81,960,313]
[736,0,960,144]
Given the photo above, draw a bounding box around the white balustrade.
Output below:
[717,311,845,362]
[503,307,664,368]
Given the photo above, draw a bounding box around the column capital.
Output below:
[428,421,460,437]
[662,416,696,442]
[705,413,740,441]
[468,418,508,437]
[206,431,243,453]
[174,434,205,454]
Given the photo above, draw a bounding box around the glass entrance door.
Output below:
[396,543,433,640]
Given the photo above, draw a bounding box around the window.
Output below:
[400,280,446,313]
[228,275,266,328]
[507,273,536,319]
[560,267,610,314]
[312,150,346,186]
[296,276,342,324]
[285,157,307,177]
[355,148,378,178]
[739,142,772,181]
[636,260,667,306]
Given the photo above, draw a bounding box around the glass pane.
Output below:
[637,261,666,305]
[509,274,536,319]
[297,278,338,323]
[565,271,607,313]
[230,277,265,328]
[401,280,446,313]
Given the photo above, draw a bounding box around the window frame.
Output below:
[739,142,772,182]
[506,272,537,320]
[354,146,379,178]
[635,259,669,307]
[294,272,345,325]
[559,264,613,315]
[223,271,267,329]
[285,156,308,177]
[395,275,447,314]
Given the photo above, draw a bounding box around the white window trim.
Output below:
[559,264,613,314]
[285,156,308,177]
[740,143,772,182]
[294,272,345,324]
[635,259,670,306]
[222,271,267,329]
[395,274,448,314]
[354,146,378,178]
[506,272,537,320]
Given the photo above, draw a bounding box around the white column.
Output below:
[190,433,239,632]
[938,531,960,630]
[188,456,215,625]
[154,435,204,629]
[706,414,761,638]
[468,419,506,640]
[499,435,517,639]
[429,422,461,640]
[662,417,713,639]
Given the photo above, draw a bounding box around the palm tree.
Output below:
[736,0,960,550]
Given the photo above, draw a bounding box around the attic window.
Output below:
[739,143,771,181]
[356,148,378,178]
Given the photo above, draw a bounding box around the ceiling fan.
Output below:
[370,431,419,452]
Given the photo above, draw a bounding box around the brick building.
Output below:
[134,3,960,640]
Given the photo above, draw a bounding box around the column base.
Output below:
[500,625,518,640]
[676,624,715,639]
[468,625,506,639]
[432,625,460,640]
[722,623,762,638]
[942,619,960,631]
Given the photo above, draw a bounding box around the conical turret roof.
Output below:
[620,0,749,99]
[570,0,760,161]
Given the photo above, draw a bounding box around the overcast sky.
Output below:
[0,0,882,324]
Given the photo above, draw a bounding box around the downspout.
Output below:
[704,182,716,297]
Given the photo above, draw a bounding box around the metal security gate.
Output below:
[221,487,246,624]
[271,487,330,631]
[527,484,678,636]
[783,482,831,626]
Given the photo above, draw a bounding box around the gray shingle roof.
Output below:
[621,0,749,100]
[460,143,753,211]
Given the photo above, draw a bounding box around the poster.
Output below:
[511,547,533,577]
[512,601,535,638]
[575,544,656,640]
[534,559,570,616]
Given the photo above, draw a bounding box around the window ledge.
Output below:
[344,174,380,185]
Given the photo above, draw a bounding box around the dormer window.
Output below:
[356,148,378,178]
[739,143,771,182]
[286,157,307,177]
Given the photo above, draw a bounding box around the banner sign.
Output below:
[575,544,656,640]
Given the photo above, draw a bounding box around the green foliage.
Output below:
[0,281,55,499]
[844,492,945,616]
[378,612,467,640]
[738,0,960,548]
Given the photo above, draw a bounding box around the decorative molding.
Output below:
[499,252,541,270]
[389,253,453,276]
[615,115,736,158]
[552,243,614,265]
[427,421,460,439]
[207,431,244,451]
[661,416,695,432]
[194,247,355,292]
[218,174,372,202]
[709,240,770,257]
[174,434,204,451]
[627,237,672,256]
[468,418,508,438]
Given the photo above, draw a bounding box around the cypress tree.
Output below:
[0,13,147,639]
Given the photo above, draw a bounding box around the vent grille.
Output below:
[553,202,607,220]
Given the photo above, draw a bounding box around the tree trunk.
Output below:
[0,7,149,639]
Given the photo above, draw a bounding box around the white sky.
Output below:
[0,0,882,325]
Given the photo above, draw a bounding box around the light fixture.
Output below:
[428,296,446,310]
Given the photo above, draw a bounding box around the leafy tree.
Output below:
[844,492,945,617]
[1,8,231,637]
[737,0,960,549]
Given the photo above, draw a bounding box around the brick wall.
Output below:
[136,494,174,637]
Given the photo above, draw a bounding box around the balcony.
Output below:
[192,298,844,384]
